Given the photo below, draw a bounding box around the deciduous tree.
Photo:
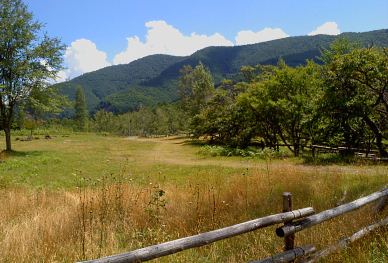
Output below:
[178,63,215,116]
[0,0,64,151]
[321,41,388,156]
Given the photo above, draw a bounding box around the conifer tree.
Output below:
[74,86,88,131]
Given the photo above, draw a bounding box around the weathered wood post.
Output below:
[375,195,387,213]
[282,192,295,253]
[312,146,316,158]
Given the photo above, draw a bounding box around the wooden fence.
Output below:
[259,143,387,161]
[309,144,383,159]
[79,188,387,263]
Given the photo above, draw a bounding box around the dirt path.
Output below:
[132,136,261,168]
[129,136,388,176]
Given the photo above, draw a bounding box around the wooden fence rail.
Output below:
[78,187,387,263]
[276,188,388,237]
[80,208,314,263]
[302,217,388,263]
[251,245,316,263]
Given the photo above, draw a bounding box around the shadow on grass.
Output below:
[1,150,44,159]
[163,135,189,141]
[182,138,208,146]
[300,154,382,166]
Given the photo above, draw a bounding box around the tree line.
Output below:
[48,86,187,137]
[84,102,187,137]
[180,40,387,157]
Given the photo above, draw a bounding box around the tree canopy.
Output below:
[186,39,388,157]
[320,41,388,156]
[0,0,64,150]
[179,62,215,116]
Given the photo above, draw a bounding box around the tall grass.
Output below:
[0,166,386,262]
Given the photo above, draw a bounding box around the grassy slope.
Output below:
[0,134,387,262]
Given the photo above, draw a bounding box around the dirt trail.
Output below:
[129,136,388,176]
[133,136,259,169]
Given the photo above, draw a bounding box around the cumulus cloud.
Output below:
[55,70,68,83]
[235,27,289,45]
[113,20,233,64]
[60,39,111,80]
[308,22,341,36]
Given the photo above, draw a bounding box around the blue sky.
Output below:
[24,0,388,80]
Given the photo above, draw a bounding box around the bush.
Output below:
[198,145,289,159]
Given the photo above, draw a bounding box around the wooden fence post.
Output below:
[283,192,295,253]
[375,195,387,213]
[312,146,316,158]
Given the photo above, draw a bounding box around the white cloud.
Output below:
[308,22,340,36]
[235,27,289,45]
[60,39,111,80]
[55,70,68,83]
[113,20,233,64]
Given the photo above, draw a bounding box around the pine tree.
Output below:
[74,86,88,131]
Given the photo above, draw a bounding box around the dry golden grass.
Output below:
[1,173,387,262]
[0,135,387,262]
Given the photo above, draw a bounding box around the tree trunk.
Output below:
[363,116,388,157]
[293,143,299,157]
[4,127,12,152]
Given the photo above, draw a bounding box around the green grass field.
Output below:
[0,133,387,262]
[1,134,263,188]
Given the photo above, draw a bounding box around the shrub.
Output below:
[198,145,289,159]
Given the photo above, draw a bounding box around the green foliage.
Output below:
[244,60,323,156]
[28,86,69,117]
[192,60,324,154]
[191,82,253,147]
[0,0,64,150]
[146,186,167,223]
[21,86,70,135]
[105,85,177,113]
[92,109,114,133]
[190,39,387,158]
[14,105,25,129]
[179,63,215,116]
[23,118,43,136]
[89,104,188,137]
[319,40,388,156]
[303,153,357,165]
[198,145,289,158]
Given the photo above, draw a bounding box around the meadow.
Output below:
[0,133,387,262]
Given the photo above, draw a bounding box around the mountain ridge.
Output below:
[55,29,388,113]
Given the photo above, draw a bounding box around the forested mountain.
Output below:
[55,29,388,113]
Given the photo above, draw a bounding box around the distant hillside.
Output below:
[55,29,388,113]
